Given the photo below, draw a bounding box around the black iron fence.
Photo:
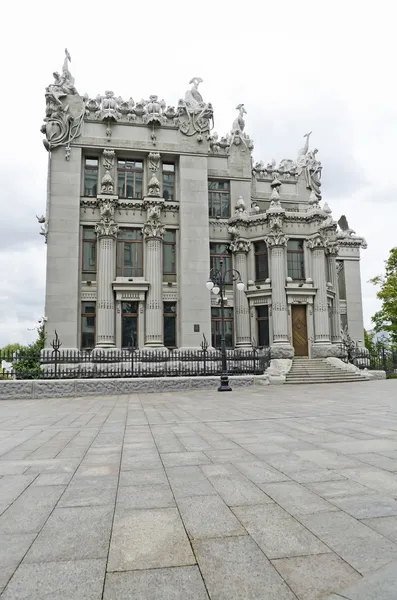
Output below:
[340,342,397,377]
[1,345,271,381]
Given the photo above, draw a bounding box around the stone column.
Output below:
[143,202,165,347]
[230,239,251,347]
[308,235,332,357]
[95,197,118,349]
[265,233,294,358]
[327,244,342,344]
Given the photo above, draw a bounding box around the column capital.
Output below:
[265,232,288,247]
[142,221,165,239]
[307,234,328,250]
[230,239,251,254]
[325,242,340,257]
[95,219,118,238]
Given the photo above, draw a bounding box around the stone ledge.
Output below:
[0,374,269,400]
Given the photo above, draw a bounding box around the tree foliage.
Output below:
[370,247,397,347]
[2,322,46,380]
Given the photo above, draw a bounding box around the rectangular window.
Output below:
[337,260,346,299]
[208,180,230,218]
[210,243,232,278]
[164,302,177,348]
[254,241,269,281]
[211,307,234,349]
[84,158,98,197]
[82,227,97,281]
[163,230,176,276]
[117,159,143,199]
[162,163,175,201]
[340,312,348,332]
[256,306,269,347]
[121,301,139,348]
[117,228,143,277]
[287,239,305,280]
[81,302,96,349]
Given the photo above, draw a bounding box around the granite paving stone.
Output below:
[0,485,66,534]
[166,465,216,497]
[58,476,118,507]
[233,503,329,559]
[118,468,168,487]
[298,510,397,574]
[107,508,195,571]
[116,484,175,509]
[272,553,362,600]
[176,495,247,539]
[201,463,273,506]
[232,460,291,484]
[260,481,338,515]
[0,475,37,515]
[305,479,377,499]
[361,515,397,543]
[326,493,397,519]
[23,505,113,562]
[160,451,211,467]
[0,533,36,588]
[103,566,210,600]
[194,535,297,600]
[328,559,397,600]
[0,558,106,600]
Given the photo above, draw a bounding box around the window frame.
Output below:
[254,241,269,281]
[83,157,99,197]
[81,301,96,350]
[117,159,144,200]
[163,301,177,348]
[81,226,97,281]
[163,230,177,276]
[208,180,230,218]
[211,307,234,349]
[116,228,144,278]
[162,163,175,202]
[256,305,270,348]
[210,243,232,279]
[121,301,139,348]
[287,239,305,281]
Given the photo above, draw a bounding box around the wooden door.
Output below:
[292,305,308,356]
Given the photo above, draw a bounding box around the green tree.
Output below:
[11,322,46,380]
[364,329,376,355]
[370,247,397,347]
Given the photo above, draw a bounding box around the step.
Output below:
[286,379,367,384]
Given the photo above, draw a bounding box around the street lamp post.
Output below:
[206,258,245,392]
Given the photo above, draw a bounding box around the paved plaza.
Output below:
[1,381,397,599]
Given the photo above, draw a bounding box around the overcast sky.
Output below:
[0,0,395,347]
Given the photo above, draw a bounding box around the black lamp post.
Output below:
[206,258,245,392]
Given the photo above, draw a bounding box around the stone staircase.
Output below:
[285,357,367,385]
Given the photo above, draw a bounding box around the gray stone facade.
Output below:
[40,52,367,358]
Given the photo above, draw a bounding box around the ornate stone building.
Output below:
[40,51,367,358]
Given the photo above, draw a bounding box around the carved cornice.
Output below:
[337,235,367,250]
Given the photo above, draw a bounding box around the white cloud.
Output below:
[1,0,395,345]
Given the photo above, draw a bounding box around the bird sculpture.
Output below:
[338,215,355,236]
[189,78,204,104]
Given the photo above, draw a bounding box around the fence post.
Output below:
[51,331,62,380]
[382,347,387,372]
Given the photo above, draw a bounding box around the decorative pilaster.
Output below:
[327,243,342,343]
[230,239,251,347]
[307,235,331,347]
[95,197,118,348]
[142,201,165,347]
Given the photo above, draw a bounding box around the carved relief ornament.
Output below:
[307,235,328,249]
[264,232,288,247]
[230,239,251,254]
[95,198,118,238]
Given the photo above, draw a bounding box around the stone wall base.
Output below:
[0,375,270,401]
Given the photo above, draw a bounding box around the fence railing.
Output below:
[1,346,271,381]
[340,342,397,375]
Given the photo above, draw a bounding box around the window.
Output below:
[117,229,143,277]
[121,302,139,348]
[254,241,269,281]
[287,239,305,280]
[211,307,234,349]
[208,180,230,217]
[164,302,177,348]
[81,302,96,349]
[340,312,348,332]
[256,306,269,347]
[163,230,176,281]
[117,159,143,199]
[82,227,97,281]
[84,158,98,197]
[337,260,346,299]
[162,163,175,201]
[210,243,232,278]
